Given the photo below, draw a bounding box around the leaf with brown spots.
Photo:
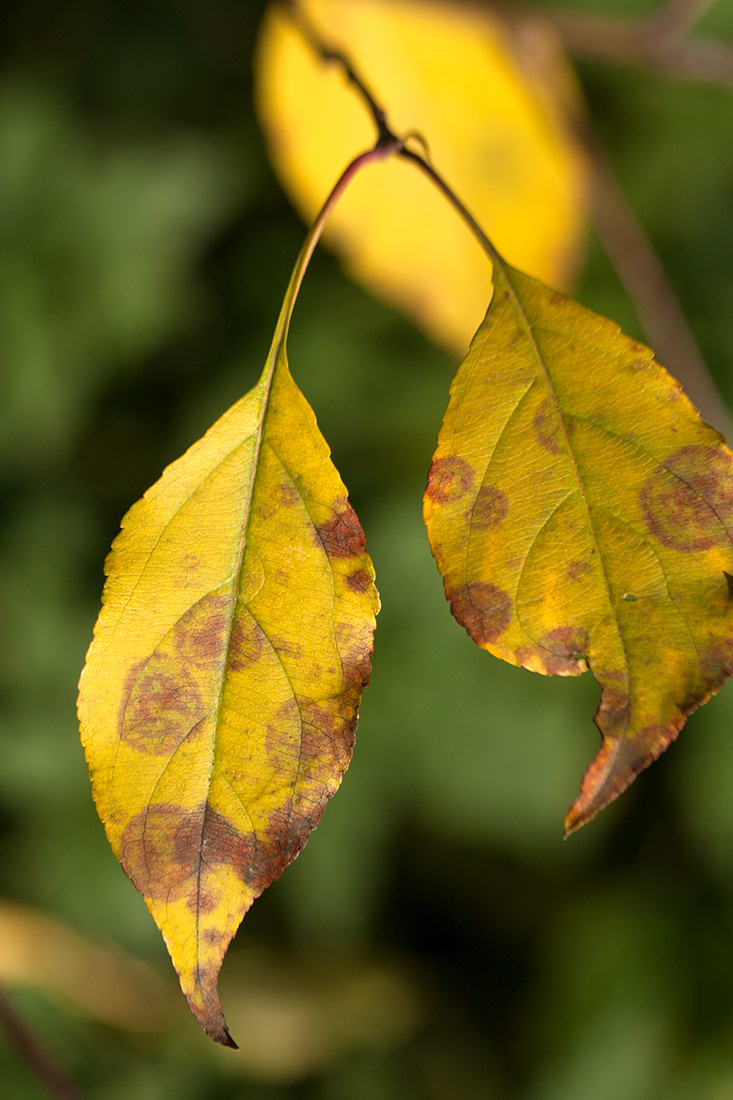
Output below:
[424,257,733,835]
[78,252,379,1047]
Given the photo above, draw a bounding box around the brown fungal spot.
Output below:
[119,802,255,909]
[246,799,317,897]
[425,456,474,505]
[469,484,508,530]
[517,626,590,675]
[180,554,202,573]
[639,445,733,552]
[536,625,589,674]
[341,641,374,695]
[270,635,305,663]
[262,698,302,770]
[174,594,231,664]
[448,581,512,645]
[277,482,299,507]
[596,682,631,738]
[119,593,239,754]
[697,639,733,691]
[174,554,204,588]
[315,499,367,559]
[567,560,592,582]
[345,568,372,594]
[241,700,358,895]
[534,399,563,455]
[120,655,205,755]
[228,614,265,672]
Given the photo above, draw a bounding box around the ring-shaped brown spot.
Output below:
[425,456,474,505]
[640,444,733,552]
[567,560,592,582]
[469,484,509,530]
[120,656,205,755]
[173,594,231,664]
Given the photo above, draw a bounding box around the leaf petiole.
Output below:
[266,137,403,374]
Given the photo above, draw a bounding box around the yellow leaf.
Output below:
[78,303,379,1045]
[424,259,733,834]
[255,0,589,353]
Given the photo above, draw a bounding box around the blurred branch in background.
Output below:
[647,0,716,41]
[0,901,176,1036]
[0,983,80,1100]
[499,0,733,86]
[587,136,731,438]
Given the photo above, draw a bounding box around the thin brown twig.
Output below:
[280,0,392,142]
[0,983,82,1100]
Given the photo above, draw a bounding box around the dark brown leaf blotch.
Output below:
[448,580,511,645]
[119,802,255,907]
[315,499,367,559]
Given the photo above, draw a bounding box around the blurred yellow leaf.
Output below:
[78,288,379,1044]
[0,901,174,1033]
[424,259,733,833]
[255,0,589,353]
[216,948,421,1082]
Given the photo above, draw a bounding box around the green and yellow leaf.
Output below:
[424,260,733,834]
[255,0,589,353]
[78,334,379,1045]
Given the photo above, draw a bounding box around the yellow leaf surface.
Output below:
[255,0,589,353]
[424,259,733,834]
[78,331,379,1045]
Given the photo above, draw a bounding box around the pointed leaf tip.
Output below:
[563,733,666,836]
[188,980,238,1049]
[426,259,733,831]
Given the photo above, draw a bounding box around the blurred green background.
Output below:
[1,0,733,1096]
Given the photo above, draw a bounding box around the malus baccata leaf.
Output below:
[78,332,379,1045]
[424,259,733,834]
